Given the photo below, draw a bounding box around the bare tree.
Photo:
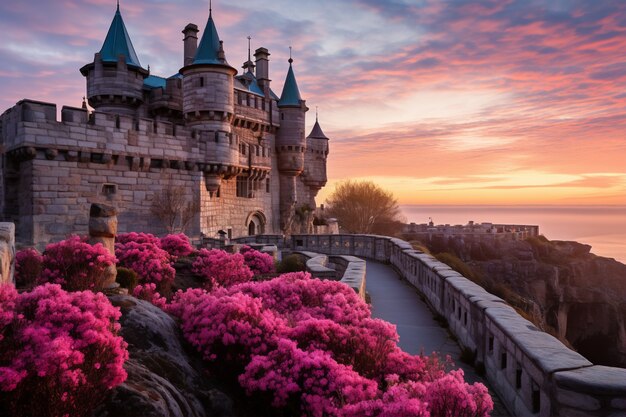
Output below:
[150,182,199,234]
[326,180,405,235]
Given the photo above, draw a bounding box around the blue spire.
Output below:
[99,3,143,68]
[193,10,223,65]
[278,56,302,107]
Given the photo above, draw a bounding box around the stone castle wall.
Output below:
[0,99,282,247]
[288,234,626,417]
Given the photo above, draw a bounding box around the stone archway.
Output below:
[245,211,266,236]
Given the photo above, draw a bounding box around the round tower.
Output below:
[304,113,329,194]
[80,4,148,115]
[179,8,239,193]
[276,56,308,175]
[276,56,308,233]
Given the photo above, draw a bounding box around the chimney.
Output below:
[182,23,199,67]
[254,47,271,93]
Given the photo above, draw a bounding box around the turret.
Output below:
[80,3,148,115]
[276,56,308,175]
[303,113,329,194]
[179,7,239,194]
[276,55,308,233]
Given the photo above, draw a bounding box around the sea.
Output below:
[400,205,626,263]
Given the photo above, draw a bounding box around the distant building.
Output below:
[0,4,330,248]
[403,220,539,242]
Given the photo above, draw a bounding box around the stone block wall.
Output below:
[0,99,285,247]
[286,234,626,417]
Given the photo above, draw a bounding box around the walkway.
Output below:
[366,261,509,416]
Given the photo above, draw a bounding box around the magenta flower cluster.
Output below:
[0,283,128,417]
[169,272,493,416]
[160,233,195,259]
[240,245,275,275]
[132,283,167,310]
[14,248,43,289]
[38,236,116,292]
[115,232,175,294]
[191,249,254,289]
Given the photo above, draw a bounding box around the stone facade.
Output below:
[0,5,329,249]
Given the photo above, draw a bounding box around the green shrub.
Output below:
[276,254,306,273]
[116,267,138,290]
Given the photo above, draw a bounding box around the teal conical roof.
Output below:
[99,4,143,68]
[193,12,223,65]
[278,60,302,107]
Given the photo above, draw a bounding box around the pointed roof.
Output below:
[308,119,329,140]
[99,3,143,68]
[278,59,302,107]
[193,11,225,65]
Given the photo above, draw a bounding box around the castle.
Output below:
[0,4,329,248]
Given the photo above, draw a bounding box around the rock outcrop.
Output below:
[417,235,626,368]
[93,296,233,417]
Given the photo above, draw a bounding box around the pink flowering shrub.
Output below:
[115,240,174,294]
[0,283,128,417]
[169,290,281,366]
[191,249,253,289]
[38,236,116,292]
[132,283,167,310]
[14,248,43,289]
[160,233,195,259]
[116,232,161,246]
[240,245,275,275]
[239,338,378,416]
[171,270,493,417]
[423,370,493,417]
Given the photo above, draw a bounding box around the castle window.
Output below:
[281,113,284,120]
[216,186,221,198]
[134,119,139,131]
[256,146,260,157]
[266,178,270,193]
[199,77,204,87]
[236,176,252,198]
[101,183,117,197]
[242,144,246,155]
[154,121,158,133]
[115,115,120,129]
[214,131,219,143]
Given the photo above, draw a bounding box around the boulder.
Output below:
[93,296,233,417]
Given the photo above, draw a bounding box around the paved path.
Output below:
[366,261,509,416]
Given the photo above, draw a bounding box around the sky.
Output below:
[1,0,625,205]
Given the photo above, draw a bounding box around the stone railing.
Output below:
[284,234,626,417]
[295,250,367,299]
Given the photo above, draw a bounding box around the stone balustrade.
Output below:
[283,234,626,417]
[295,249,367,299]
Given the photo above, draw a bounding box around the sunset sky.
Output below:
[1,0,625,205]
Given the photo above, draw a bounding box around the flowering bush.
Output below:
[171,270,493,417]
[39,236,116,292]
[132,283,167,310]
[169,290,281,365]
[240,245,275,275]
[14,248,43,289]
[115,240,174,295]
[191,249,253,289]
[116,232,161,246]
[160,233,195,259]
[0,283,128,417]
[240,338,378,416]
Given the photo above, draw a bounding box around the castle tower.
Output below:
[303,112,329,198]
[80,3,148,115]
[179,6,239,194]
[276,55,308,232]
